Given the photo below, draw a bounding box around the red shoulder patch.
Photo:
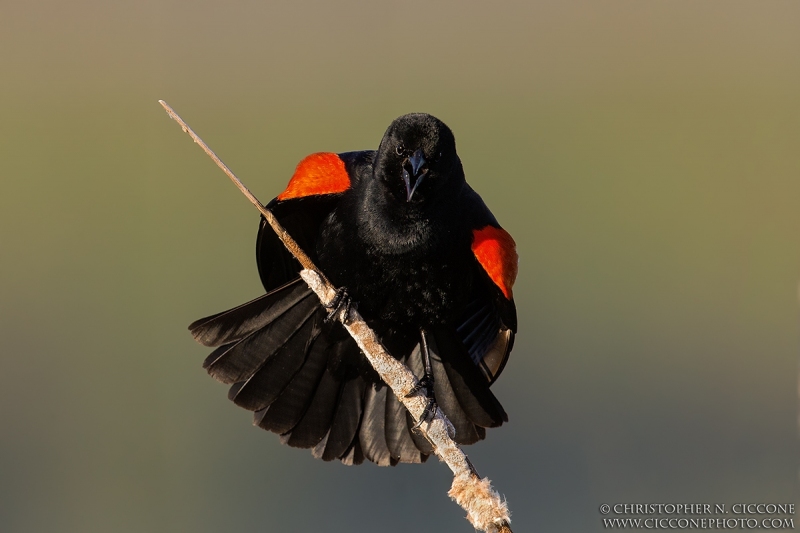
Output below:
[472,225,518,300]
[277,152,350,201]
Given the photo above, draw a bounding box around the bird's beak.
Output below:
[403,149,427,202]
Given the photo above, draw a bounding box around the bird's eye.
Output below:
[433,152,442,162]
[395,144,405,156]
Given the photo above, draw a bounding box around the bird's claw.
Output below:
[406,373,433,397]
[325,287,355,324]
[412,397,438,429]
[406,373,437,429]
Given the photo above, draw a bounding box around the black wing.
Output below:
[256,150,375,291]
[453,185,518,384]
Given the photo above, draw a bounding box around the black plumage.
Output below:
[191,113,518,465]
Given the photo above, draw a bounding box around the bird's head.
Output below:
[374,113,462,204]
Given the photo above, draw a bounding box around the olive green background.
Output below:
[1,2,798,532]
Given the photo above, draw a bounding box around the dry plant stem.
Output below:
[159,100,513,533]
[157,101,321,278]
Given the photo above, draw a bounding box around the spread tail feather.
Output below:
[228,309,324,412]
[253,334,330,434]
[189,279,309,347]
[433,328,508,428]
[201,289,319,385]
[192,284,506,465]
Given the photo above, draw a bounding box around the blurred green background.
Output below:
[1,1,798,531]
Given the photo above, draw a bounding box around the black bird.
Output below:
[190,113,518,466]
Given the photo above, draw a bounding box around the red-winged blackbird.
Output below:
[190,113,518,466]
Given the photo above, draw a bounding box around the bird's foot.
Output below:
[406,373,437,428]
[325,287,356,324]
[406,373,433,397]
